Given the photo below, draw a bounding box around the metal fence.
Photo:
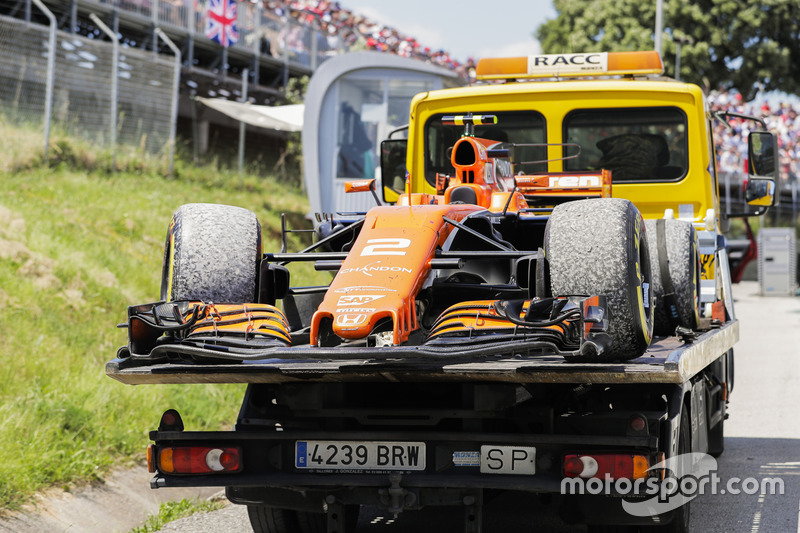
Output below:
[0,10,177,161]
[76,0,346,69]
[149,0,343,69]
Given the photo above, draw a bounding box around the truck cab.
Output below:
[382,50,776,319]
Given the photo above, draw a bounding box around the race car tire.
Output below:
[160,203,261,303]
[645,219,700,336]
[545,198,654,362]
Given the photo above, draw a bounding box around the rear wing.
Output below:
[516,170,612,203]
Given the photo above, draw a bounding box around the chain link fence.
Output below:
[0,11,177,161]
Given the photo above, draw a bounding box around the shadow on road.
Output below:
[692,436,800,533]
[355,436,800,532]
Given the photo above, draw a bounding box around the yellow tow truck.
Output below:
[108,51,777,533]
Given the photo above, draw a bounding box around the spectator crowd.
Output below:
[259,0,476,79]
[710,89,800,186]
[198,0,800,182]
[269,0,799,184]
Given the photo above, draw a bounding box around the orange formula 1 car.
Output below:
[122,115,655,366]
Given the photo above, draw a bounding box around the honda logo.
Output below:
[335,314,367,327]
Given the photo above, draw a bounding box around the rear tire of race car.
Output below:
[545,198,654,362]
[160,203,261,303]
[645,219,700,336]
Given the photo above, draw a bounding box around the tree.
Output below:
[536,0,800,100]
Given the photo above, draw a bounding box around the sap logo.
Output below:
[549,175,601,188]
[335,314,367,327]
[337,295,386,307]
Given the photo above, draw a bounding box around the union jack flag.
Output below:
[205,0,239,48]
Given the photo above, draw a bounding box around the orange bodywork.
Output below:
[344,179,376,193]
[183,303,291,344]
[128,301,292,350]
[310,203,482,345]
[428,300,563,339]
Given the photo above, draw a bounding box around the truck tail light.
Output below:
[563,453,650,480]
[157,446,242,474]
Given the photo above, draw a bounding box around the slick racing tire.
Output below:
[645,219,700,336]
[160,203,261,303]
[545,198,654,362]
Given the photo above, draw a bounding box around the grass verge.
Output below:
[0,122,316,510]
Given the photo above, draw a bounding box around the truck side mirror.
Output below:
[380,138,407,203]
[747,131,777,177]
[744,177,776,207]
[746,131,778,208]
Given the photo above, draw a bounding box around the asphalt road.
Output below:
[158,281,800,533]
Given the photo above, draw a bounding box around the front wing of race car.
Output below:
[117,295,611,365]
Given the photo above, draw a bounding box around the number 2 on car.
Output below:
[360,238,411,256]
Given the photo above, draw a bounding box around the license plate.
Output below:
[296,441,426,470]
[480,445,536,475]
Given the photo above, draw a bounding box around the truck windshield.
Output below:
[424,111,546,186]
[564,107,688,182]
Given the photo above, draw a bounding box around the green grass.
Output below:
[0,121,317,510]
[129,498,227,533]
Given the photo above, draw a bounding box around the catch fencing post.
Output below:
[238,68,249,179]
[31,0,55,159]
[155,27,182,177]
[89,13,119,169]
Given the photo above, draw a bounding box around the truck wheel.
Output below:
[545,198,654,362]
[160,203,261,303]
[652,408,692,533]
[706,356,727,458]
[247,506,323,533]
[707,415,724,458]
[644,219,700,336]
[247,505,358,533]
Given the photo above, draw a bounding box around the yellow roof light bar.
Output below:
[476,51,664,80]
